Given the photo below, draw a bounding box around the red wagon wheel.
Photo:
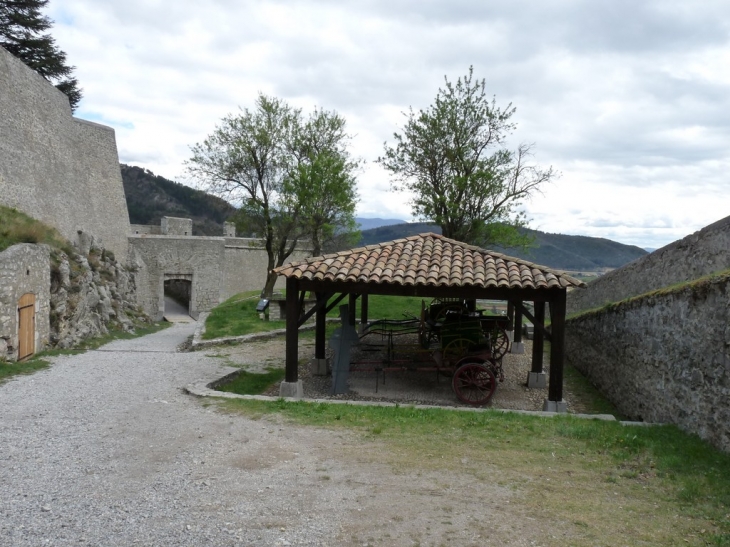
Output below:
[452,362,497,405]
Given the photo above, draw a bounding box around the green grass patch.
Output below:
[205,291,441,340]
[215,367,286,395]
[220,398,730,545]
[563,362,625,417]
[0,355,52,385]
[0,206,74,254]
[203,291,285,339]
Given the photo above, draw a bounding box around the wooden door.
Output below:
[18,293,35,361]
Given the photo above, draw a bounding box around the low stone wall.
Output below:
[567,215,730,314]
[130,224,161,235]
[0,244,50,361]
[223,238,311,299]
[565,273,730,452]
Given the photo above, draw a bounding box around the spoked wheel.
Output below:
[442,337,473,367]
[452,362,497,405]
[486,325,510,360]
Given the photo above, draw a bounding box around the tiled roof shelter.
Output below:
[273,233,585,408]
[276,233,583,291]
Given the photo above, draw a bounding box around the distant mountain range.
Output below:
[356,218,407,231]
[358,221,647,271]
[119,166,647,270]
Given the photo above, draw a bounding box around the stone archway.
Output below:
[17,293,36,360]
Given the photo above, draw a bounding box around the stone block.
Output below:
[527,371,547,388]
[311,357,328,376]
[543,399,568,413]
[511,341,525,354]
[279,380,303,399]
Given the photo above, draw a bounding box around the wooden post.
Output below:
[531,301,545,374]
[285,277,299,383]
[348,293,358,326]
[361,293,369,327]
[315,291,326,360]
[506,301,514,331]
[514,301,523,344]
[548,291,567,402]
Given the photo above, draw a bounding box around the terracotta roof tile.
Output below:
[274,233,585,291]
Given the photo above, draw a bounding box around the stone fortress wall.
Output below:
[0,46,311,354]
[129,219,312,320]
[565,215,730,452]
[0,47,131,264]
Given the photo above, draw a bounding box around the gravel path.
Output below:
[0,324,358,546]
[0,324,564,546]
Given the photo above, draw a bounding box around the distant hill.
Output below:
[356,218,407,231]
[120,165,236,236]
[359,222,648,271]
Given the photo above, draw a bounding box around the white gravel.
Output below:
[0,324,364,547]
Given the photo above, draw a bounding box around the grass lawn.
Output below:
[204,290,429,339]
[215,367,287,395]
[220,397,730,546]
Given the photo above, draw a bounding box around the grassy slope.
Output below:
[0,206,74,254]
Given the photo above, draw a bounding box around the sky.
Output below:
[46,0,730,250]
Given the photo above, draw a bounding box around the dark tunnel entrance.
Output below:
[163,278,192,319]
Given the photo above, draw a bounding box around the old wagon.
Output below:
[351,300,511,405]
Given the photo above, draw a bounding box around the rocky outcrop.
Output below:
[50,241,147,349]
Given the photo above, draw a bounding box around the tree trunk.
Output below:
[261,270,278,297]
[312,230,322,257]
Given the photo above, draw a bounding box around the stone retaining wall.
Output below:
[0,244,50,361]
[567,215,730,314]
[565,273,730,452]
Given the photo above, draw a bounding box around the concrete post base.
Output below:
[279,380,303,399]
[511,342,525,354]
[506,329,514,342]
[311,357,328,376]
[527,371,547,388]
[543,399,568,413]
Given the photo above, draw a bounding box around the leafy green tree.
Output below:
[187,94,360,296]
[0,0,82,110]
[378,67,555,247]
[284,108,360,256]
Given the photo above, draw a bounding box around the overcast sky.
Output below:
[48,0,729,250]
